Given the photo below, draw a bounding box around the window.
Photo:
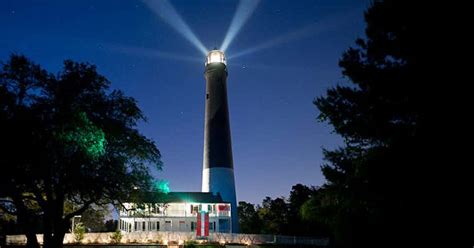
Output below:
[157,221,160,230]
[134,222,138,231]
[191,221,196,231]
[206,93,209,99]
[191,205,199,214]
[209,221,216,231]
[142,221,146,231]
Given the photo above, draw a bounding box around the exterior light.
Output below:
[205,50,226,65]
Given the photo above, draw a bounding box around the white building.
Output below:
[119,192,232,234]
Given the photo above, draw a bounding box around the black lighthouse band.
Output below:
[203,62,233,170]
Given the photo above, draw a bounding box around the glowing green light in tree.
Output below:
[153,179,170,194]
[58,112,106,159]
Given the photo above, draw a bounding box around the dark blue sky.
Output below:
[1,0,369,204]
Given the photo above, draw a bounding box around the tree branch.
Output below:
[64,200,94,220]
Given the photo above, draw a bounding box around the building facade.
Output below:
[119,192,232,233]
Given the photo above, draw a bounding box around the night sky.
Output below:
[1,0,369,204]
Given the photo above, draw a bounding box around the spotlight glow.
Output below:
[220,0,261,52]
[143,0,208,55]
[106,44,201,63]
[206,50,226,65]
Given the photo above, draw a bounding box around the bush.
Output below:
[73,223,86,243]
[110,229,122,244]
[185,240,197,247]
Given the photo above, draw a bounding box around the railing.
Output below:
[6,232,329,246]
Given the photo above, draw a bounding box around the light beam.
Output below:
[106,44,202,63]
[228,10,360,59]
[143,0,208,55]
[220,0,260,52]
[228,23,327,59]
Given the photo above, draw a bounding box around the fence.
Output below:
[6,232,329,246]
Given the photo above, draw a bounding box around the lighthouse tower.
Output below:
[201,50,239,233]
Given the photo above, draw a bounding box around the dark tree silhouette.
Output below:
[257,197,288,234]
[0,54,161,248]
[313,0,439,247]
[104,219,118,232]
[238,184,331,237]
[287,184,314,235]
[78,205,110,232]
[237,201,261,234]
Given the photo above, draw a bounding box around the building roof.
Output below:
[129,191,228,204]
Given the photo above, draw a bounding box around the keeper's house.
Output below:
[118,192,232,233]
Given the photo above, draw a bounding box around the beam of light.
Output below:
[143,0,208,55]
[106,44,202,63]
[228,10,361,59]
[228,23,327,59]
[220,0,260,52]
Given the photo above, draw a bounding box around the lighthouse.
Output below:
[202,50,239,233]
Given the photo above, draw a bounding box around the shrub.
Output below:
[185,240,197,248]
[73,223,86,243]
[110,229,122,244]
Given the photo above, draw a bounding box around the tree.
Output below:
[0,54,162,248]
[257,197,288,234]
[313,0,435,247]
[79,205,109,232]
[237,201,260,234]
[287,184,315,235]
[104,219,118,232]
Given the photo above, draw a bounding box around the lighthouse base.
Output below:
[202,167,239,233]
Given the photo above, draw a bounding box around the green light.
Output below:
[58,112,106,159]
[153,179,170,194]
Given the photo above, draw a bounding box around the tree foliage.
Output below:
[238,184,329,237]
[237,201,260,234]
[312,0,435,247]
[0,54,161,248]
[78,205,110,232]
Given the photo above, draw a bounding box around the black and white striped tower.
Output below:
[202,50,239,233]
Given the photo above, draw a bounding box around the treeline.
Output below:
[238,184,330,237]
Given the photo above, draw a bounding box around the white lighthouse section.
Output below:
[202,167,238,232]
[202,167,237,232]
